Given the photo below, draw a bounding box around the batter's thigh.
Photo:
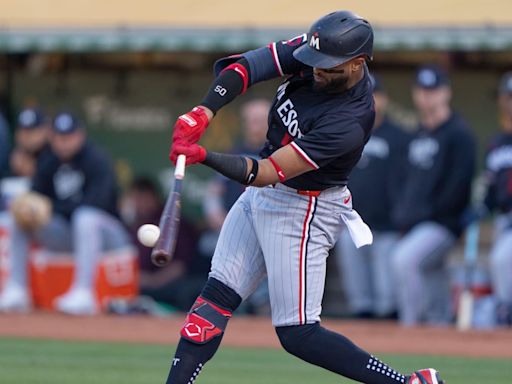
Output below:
[253,186,342,327]
[209,188,267,301]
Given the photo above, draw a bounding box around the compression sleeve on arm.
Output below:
[200,58,250,114]
[203,152,258,185]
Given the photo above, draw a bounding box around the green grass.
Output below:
[0,337,510,383]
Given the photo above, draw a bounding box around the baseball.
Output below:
[137,224,160,247]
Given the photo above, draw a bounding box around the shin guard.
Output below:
[181,297,232,344]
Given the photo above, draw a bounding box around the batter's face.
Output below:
[313,57,364,93]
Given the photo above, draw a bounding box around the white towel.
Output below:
[340,208,373,248]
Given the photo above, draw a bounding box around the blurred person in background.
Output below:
[9,108,50,178]
[120,177,204,312]
[391,65,476,326]
[0,108,49,210]
[335,74,409,320]
[0,109,9,180]
[0,112,131,315]
[202,98,271,315]
[477,72,512,326]
[203,98,271,229]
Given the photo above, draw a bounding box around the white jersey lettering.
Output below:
[277,99,303,138]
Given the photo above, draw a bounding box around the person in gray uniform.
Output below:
[481,72,512,326]
[0,112,131,315]
[391,65,476,326]
[164,11,444,384]
[0,109,10,180]
[336,75,409,319]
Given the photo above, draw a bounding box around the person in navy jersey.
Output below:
[481,72,512,326]
[336,75,409,320]
[0,109,10,180]
[0,108,49,212]
[6,108,50,179]
[391,65,476,326]
[164,11,444,384]
[0,112,132,315]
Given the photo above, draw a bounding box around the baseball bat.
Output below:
[150,154,186,267]
[456,221,480,331]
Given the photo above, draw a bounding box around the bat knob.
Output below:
[151,250,170,267]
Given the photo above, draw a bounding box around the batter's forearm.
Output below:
[203,152,250,184]
[203,152,278,187]
[200,59,250,114]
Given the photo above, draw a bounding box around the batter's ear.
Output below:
[350,57,365,73]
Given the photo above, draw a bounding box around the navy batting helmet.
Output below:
[293,11,373,69]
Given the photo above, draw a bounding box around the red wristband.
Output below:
[268,156,286,182]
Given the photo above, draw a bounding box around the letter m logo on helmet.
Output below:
[309,32,320,50]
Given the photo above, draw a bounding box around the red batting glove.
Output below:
[171,106,210,145]
[169,141,207,166]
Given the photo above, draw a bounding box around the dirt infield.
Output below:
[1,312,511,358]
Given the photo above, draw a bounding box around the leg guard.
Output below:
[181,297,232,344]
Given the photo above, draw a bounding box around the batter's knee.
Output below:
[275,323,318,356]
[180,278,242,344]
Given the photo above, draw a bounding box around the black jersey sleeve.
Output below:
[482,134,512,213]
[482,138,499,211]
[80,146,117,212]
[213,34,309,85]
[431,127,476,216]
[31,151,56,197]
[290,115,365,169]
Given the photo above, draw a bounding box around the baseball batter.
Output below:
[166,11,444,384]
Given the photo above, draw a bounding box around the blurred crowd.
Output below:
[0,64,511,329]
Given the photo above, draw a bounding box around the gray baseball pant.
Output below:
[209,184,372,326]
[336,230,399,317]
[391,221,455,326]
[1,206,131,291]
[489,214,512,305]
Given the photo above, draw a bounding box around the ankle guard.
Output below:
[181,297,232,344]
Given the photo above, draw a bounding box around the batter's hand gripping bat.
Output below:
[151,154,186,267]
[456,221,480,331]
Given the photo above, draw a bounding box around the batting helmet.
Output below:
[293,11,373,69]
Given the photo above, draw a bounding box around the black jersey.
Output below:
[216,35,375,191]
[261,70,375,190]
[483,132,512,214]
[392,113,476,236]
[349,118,410,231]
[32,140,119,219]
